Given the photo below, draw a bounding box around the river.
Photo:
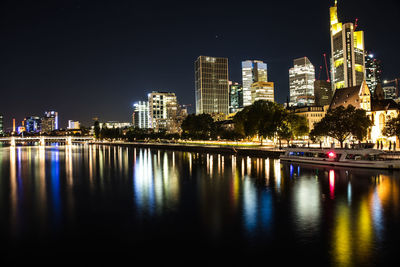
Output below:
[1,144,399,265]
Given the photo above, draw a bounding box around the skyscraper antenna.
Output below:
[335,0,337,7]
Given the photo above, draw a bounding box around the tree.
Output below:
[234,100,287,144]
[181,113,214,139]
[383,116,400,140]
[94,120,100,139]
[310,105,372,148]
[277,113,309,147]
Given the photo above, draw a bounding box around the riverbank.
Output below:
[89,141,285,158]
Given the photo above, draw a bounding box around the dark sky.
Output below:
[1,0,399,129]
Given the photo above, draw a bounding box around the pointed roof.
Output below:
[329,85,362,110]
[373,83,385,101]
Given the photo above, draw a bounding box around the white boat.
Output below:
[279,148,400,169]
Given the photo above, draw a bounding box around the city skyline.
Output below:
[1,0,399,128]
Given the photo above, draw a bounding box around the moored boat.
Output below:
[279,148,400,169]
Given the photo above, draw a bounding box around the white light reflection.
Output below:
[274,160,281,191]
[293,177,321,236]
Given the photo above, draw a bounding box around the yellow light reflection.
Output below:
[333,203,352,266]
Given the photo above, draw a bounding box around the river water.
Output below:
[1,145,400,265]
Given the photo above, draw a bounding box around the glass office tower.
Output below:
[365,53,382,94]
[242,60,268,107]
[229,81,243,113]
[195,56,229,115]
[289,57,315,106]
[330,0,365,90]
[133,101,150,129]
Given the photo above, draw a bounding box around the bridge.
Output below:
[0,136,94,146]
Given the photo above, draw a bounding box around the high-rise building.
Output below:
[314,80,333,106]
[67,120,80,129]
[383,86,397,100]
[251,81,274,103]
[0,114,3,135]
[24,116,42,133]
[242,60,268,107]
[42,111,58,133]
[365,53,382,94]
[330,0,365,90]
[132,101,150,129]
[195,56,229,116]
[149,91,180,133]
[229,81,243,113]
[289,57,315,106]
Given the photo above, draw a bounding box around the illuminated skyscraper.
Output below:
[383,86,397,100]
[42,111,58,133]
[229,81,243,113]
[251,81,274,103]
[24,116,42,133]
[365,53,382,94]
[132,101,150,129]
[330,0,365,90]
[149,91,180,133]
[195,56,229,115]
[242,60,268,107]
[289,57,315,106]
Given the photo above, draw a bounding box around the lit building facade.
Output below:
[133,101,150,129]
[314,80,333,106]
[100,121,132,129]
[149,91,181,133]
[365,53,382,94]
[289,57,315,106]
[42,111,58,133]
[330,0,365,90]
[67,120,80,129]
[330,81,400,148]
[0,114,3,135]
[24,116,42,133]
[195,56,229,115]
[251,81,274,103]
[229,81,243,113]
[383,86,397,100]
[290,106,327,131]
[242,60,268,107]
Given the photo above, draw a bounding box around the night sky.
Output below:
[1,0,399,129]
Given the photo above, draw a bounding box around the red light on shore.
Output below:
[328,151,336,158]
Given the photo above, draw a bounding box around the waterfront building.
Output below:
[195,56,229,115]
[289,57,315,106]
[132,101,150,129]
[149,91,182,133]
[330,0,365,90]
[0,114,3,135]
[365,53,382,94]
[68,120,80,129]
[330,80,400,147]
[251,81,274,103]
[24,116,42,133]
[242,60,268,107]
[42,111,58,133]
[290,106,327,131]
[229,81,243,113]
[314,80,333,106]
[100,121,133,129]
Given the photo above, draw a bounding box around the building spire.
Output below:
[335,0,337,6]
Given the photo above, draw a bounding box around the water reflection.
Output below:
[1,145,400,266]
